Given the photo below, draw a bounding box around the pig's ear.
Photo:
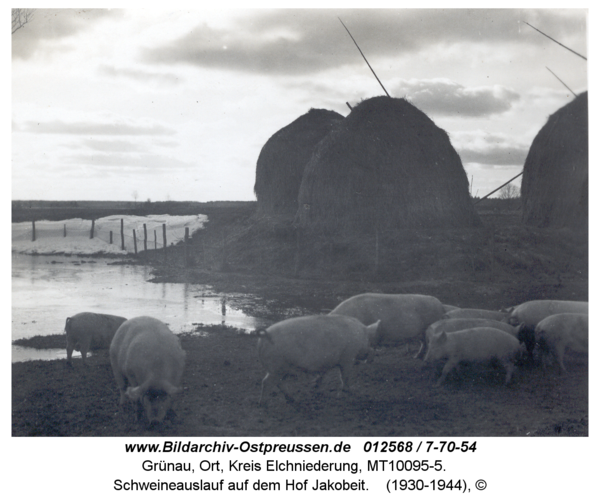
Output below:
[439,331,448,343]
[126,386,143,401]
[160,380,182,396]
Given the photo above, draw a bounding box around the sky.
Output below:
[11,6,589,203]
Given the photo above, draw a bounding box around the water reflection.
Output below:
[13,345,70,363]
[11,253,263,362]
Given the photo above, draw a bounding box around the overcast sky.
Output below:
[11,7,588,202]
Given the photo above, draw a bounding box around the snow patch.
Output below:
[12,214,208,255]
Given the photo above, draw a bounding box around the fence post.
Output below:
[154,230,157,250]
[163,223,167,264]
[121,219,125,250]
[90,219,95,239]
[31,221,36,242]
[109,230,113,244]
[133,229,138,255]
[143,224,148,253]
[63,223,67,238]
[184,227,190,266]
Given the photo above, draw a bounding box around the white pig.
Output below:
[534,313,588,373]
[423,327,523,387]
[257,314,381,404]
[504,300,588,360]
[110,316,185,424]
[442,304,460,313]
[329,293,445,348]
[416,318,518,360]
[444,308,507,321]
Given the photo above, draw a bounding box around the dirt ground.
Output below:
[12,324,588,437]
[12,201,588,436]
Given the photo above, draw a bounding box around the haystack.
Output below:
[521,92,588,230]
[254,108,343,218]
[296,96,481,233]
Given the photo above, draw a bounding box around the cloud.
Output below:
[18,120,176,136]
[451,130,530,166]
[98,64,182,87]
[140,20,330,75]
[12,8,124,60]
[393,79,520,117]
[140,9,587,76]
[64,153,192,170]
[459,146,528,166]
[80,139,146,153]
[284,77,520,118]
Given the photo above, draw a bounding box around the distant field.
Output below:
[11,197,514,222]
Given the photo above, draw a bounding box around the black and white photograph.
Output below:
[8,4,594,497]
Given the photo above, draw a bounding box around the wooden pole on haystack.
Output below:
[524,22,587,61]
[546,67,578,96]
[474,171,523,205]
[339,17,391,98]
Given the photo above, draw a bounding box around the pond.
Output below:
[11,253,265,362]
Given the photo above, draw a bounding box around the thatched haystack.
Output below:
[521,92,588,230]
[254,108,343,218]
[296,96,481,233]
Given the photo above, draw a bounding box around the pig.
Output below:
[417,317,518,359]
[504,300,588,360]
[423,327,523,387]
[442,304,460,313]
[534,313,588,373]
[65,312,127,365]
[257,314,381,404]
[109,316,185,424]
[329,293,445,351]
[444,308,507,321]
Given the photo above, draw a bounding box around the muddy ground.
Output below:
[12,200,588,436]
[12,326,588,437]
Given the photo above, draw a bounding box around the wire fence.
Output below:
[12,215,207,259]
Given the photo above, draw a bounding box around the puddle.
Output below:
[11,253,266,362]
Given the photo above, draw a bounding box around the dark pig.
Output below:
[65,312,127,365]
